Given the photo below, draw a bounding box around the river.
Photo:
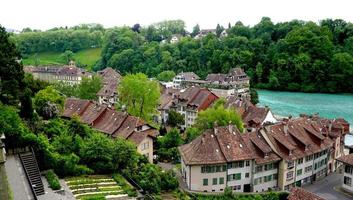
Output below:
[258,90,353,145]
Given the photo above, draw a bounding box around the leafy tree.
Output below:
[132,23,141,33]
[195,101,244,133]
[60,50,75,64]
[191,24,200,37]
[24,73,49,95]
[53,81,79,98]
[20,88,34,119]
[0,25,25,105]
[250,88,259,105]
[138,164,162,194]
[167,110,184,127]
[156,70,175,82]
[118,73,160,121]
[216,24,225,37]
[78,75,102,100]
[34,86,64,119]
[185,127,202,143]
[157,128,183,162]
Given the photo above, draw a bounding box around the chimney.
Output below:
[228,121,233,133]
[283,120,289,135]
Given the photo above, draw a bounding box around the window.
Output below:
[305,165,313,173]
[286,171,294,181]
[344,176,352,186]
[203,178,208,186]
[246,160,250,166]
[273,173,278,180]
[345,166,353,174]
[228,173,241,181]
[264,175,272,182]
[297,158,303,165]
[233,185,241,190]
[254,178,258,185]
[297,169,303,176]
[287,161,294,169]
[212,178,217,185]
[306,155,313,162]
[228,161,244,169]
[219,177,224,184]
[245,173,250,178]
[201,165,227,173]
[265,163,274,171]
[255,165,263,173]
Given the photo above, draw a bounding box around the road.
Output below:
[303,172,353,200]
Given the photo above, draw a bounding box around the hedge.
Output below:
[45,170,61,190]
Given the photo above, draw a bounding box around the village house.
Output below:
[24,61,91,85]
[179,116,349,193]
[225,96,278,130]
[157,87,179,124]
[62,98,158,163]
[173,72,200,89]
[170,34,182,44]
[336,153,353,194]
[171,87,218,128]
[178,125,281,193]
[180,68,250,98]
[96,67,122,107]
[194,29,216,39]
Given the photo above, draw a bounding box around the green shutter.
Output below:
[203,178,208,186]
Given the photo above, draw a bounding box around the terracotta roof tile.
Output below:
[288,187,325,200]
[62,98,90,118]
[336,153,353,166]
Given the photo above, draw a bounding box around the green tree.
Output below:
[156,70,175,82]
[34,86,64,119]
[157,128,184,162]
[0,26,25,105]
[60,50,75,64]
[167,110,184,127]
[250,88,259,105]
[191,24,200,37]
[20,88,34,119]
[118,73,160,121]
[78,75,102,100]
[195,101,244,133]
[216,24,225,37]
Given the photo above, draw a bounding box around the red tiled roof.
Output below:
[176,87,218,111]
[242,105,269,126]
[288,187,325,200]
[79,103,108,125]
[92,109,127,135]
[97,82,118,97]
[179,126,277,165]
[336,153,353,166]
[62,98,90,118]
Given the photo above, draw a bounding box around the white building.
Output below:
[336,154,353,194]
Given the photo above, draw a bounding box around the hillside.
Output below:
[22,48,102,70]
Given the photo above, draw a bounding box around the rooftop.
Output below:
[287,187,325,200]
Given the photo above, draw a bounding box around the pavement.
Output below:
[4,155,34,200]
[303,172,353,200]
[37,176,74,200]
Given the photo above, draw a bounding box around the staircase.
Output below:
[19,150,45,197]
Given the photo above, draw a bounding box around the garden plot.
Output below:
[65,175,128,200]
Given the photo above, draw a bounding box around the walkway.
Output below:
[4,155,34,200]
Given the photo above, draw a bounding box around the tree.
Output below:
[20,88,34,119]
[118,73,160,121]
[191,24,200,37]
[132,23,141,33]
[167,110,184,127]
[157,128,184,162]
[34,86,64,119]
[0,25,25,105]
[250,88,259,105]
[216,24,225,37]
[156,70,175,82]
[195,100,244,133]
[78,75,102,100]
[60,50,75,64]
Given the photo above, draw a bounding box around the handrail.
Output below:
[19,152,38,200]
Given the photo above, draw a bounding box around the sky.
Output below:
[1,0,353,31]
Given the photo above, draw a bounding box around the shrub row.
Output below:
[45,169,61,190]
[112,174,138,197]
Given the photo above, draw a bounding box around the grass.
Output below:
[22,48,102,70]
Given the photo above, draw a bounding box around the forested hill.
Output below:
[13,18,353,93]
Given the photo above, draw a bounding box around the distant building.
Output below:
[287,187,325,200]
[157,88,179,124]
[170,34,182,44]
[194,29,216,39]
[24,61,91,85]
[220,30,228,38]
[96,67,122,107]
[171,87,218,128]
[62,98,158,163]
[173,72,200,89]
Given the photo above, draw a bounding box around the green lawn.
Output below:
[22,48,102,70]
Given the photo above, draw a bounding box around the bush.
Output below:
[112,174,137,197]
[45,170,61,190]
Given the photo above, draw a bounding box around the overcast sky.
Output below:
[1,0,353,31]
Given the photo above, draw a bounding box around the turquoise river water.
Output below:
[258,90,353,145]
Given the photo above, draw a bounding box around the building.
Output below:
[260,117,335,191]
[170,34,182,44]
[173,72,200,89]
[180,68,250,98]
[171,87,218,128]
[287,187,325,200]
[157,88,179,124]
[225,96,278,130]
[220,30,228,38]
[178,125,281,192]
[336,153,353,194]
[179,116,348,193]
[96,67,122,107]
[24,61,91,85]
[62,98,157,163]
[194,29,216,39]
